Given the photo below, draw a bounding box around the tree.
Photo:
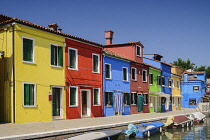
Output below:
[194,66,210,78]
[171,58,195,70]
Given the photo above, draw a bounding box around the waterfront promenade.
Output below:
[0,109,197,140]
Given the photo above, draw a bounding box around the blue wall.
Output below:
[103,55,130,116]
[143,58,161,69]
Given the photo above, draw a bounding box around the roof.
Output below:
[103,41,144,48]
[0,14,103,47]
[103,49,133,62]
[171,72,182,77]
[185,71,206,74]
[181,76,201,81]
[143,57,172,67]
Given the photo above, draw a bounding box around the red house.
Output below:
[104,30,150,114]
[65,36,103,119]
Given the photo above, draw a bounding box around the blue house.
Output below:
[144,54,172,112]
[103,49,131,116]
[181,71,206,108]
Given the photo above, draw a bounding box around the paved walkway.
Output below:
[0,109,197,140]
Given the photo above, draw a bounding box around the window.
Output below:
[124,93,130,105]
[105,63,111,79]
[23,37,34,62]
[189,99,196,105]
[69,86,78,106]
[157,76,165,86]
[149,73,153,85]
[131,93,137,105]
[172,97,175,106]
[142,70,147,82]
[51,44,63,67]
[105,92,113,106]
[168,78,173,88]
[193,86,199,92]
[23,83,36,106]
[177,80,180,89]
[93,88,100,106]
[131,67,137,81]
[178,97,181,105]
[93,54,100,73]
[68,48,78,70]
[123,67,128,81]
[136,45,141,57]
[143,93,148,105]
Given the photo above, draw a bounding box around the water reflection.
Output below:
[122,116,210,140]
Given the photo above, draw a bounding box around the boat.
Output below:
[63,129,122,140]
[165,115,194,128]
[124,122,164,138]
[188,112,206,123]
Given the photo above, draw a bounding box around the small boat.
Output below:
[63,129,122,140]
[188,112,206,123]
[165,115,194,128]
[124,122,164,138]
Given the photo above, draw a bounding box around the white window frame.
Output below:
[69,86,78,107]
[22,82,36,107]
[50,43,63,67]
[131,67,137,81]
[136,45,141,57]
[131,92,137,105]
[142,70,147,82]
[149,73,153,85]
[22,36,35,64]
[68,47,78,70]
[143,93,148,105]
[105,63,111,79]
[122,67,128,81]
[93,88,100,106]
[168,77,173,88]
[92,53,100,73]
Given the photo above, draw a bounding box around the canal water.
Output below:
[120,116,210,140]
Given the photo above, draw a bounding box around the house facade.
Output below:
[148,67,162,113]
[103,31,150,114]
[0,15,66,123]
[181,71,206,108]
[103,49,130,116]
[65,36,103,119]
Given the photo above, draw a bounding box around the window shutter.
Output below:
[51,45,55,65]
[58,46,63,66]
[29,84,34,105]
[69,49,76,68]
[27,39,33,61]
[94,89,99,105]
[93,55,98,72]
[24,84,30,105]
[70,88,76,105]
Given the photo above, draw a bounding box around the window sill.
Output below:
[143,81,147,83]
[131,79,137,82]
[93,105,101,106]
[105,78,112,80]
[51,65,63,68]
[23,61,36,65]
[92,72,100,74]
[68,68,78,71]
[69,105,78,107]
[23,105,37,107]
[123,80,129,82]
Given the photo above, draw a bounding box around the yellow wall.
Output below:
[1,24,66,123]
[0,26,14,123]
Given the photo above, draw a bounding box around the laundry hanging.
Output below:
[114,93,124,113]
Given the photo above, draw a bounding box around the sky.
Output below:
[1,0,210,67]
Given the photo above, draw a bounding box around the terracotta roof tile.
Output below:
[143,57,172,67]
[103,49,133,61]
[185,71,206,74]
[181,76,201,81]
[103,41,144,48]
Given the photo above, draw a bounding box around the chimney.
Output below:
[48,23,58,31]
[58,28,62,33]
[184,73,188,82]
[104,30,114,45]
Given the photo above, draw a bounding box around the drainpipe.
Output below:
[11,22,16,123]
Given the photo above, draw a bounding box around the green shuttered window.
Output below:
[24,83,35,106]
[23,38,34,62]
[70,87,78,106]
[51,45,63,67]
[93,88,100,105]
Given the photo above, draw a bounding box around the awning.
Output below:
[149,91,170,97]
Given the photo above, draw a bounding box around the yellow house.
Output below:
[171,65,184,111]
[0,15,66,123]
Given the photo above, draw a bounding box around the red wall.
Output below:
[65,38,103,119]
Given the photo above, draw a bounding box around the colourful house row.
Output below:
[0,14,206,123]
